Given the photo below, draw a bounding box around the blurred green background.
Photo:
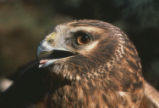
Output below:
[0,0,159,89]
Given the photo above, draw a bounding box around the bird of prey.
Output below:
[0,20,159,108]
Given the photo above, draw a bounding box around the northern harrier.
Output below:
[0,20,158,108]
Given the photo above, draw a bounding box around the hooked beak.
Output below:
[37,46,76,68]
[37,33,76,68]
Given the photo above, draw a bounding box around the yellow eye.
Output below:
[76,35,91,45]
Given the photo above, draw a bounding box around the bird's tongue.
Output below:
[40,59,49,65]
[39,59,56,68]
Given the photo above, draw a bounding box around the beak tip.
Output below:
[37,40,55,58]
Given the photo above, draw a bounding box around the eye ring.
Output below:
[75,32,91,45]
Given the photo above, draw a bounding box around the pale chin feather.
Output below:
[39,59,57,68]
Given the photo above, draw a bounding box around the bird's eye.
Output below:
[75,32,91,45]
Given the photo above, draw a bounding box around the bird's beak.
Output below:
[37,32,76,68]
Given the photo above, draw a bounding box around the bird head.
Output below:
[37,20,142,84]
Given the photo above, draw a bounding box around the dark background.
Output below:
[0,0,159,89]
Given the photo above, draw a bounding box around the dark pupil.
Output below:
[80,35,89,43]
[74,31,91,45]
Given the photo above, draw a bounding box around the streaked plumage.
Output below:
[0,20,158,108]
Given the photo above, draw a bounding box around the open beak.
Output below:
[38,49,76,60]
[37,47,76,68]
[37,32,76,68]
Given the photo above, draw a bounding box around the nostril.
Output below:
[48,39,54,44]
